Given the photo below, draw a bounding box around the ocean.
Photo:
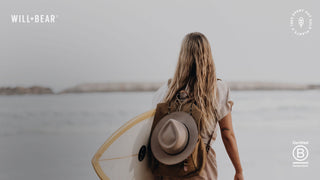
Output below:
[0,90,319,180]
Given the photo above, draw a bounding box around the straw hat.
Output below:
[150,111,198,165]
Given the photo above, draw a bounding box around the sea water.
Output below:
[0,91,319,180]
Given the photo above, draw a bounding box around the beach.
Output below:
[0,91,319,180]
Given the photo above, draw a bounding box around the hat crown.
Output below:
[157,119,189,155]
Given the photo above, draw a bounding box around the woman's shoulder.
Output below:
[216,78,231,99]
[216,79,233,121]
[217,79,230,92]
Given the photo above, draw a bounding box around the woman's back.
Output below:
[151,32,243,180]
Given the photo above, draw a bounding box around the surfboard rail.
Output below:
[92,109,156,180]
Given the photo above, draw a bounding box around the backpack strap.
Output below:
[205,105,220,152]
[206,131,214,152]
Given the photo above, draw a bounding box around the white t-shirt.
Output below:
[151,79,234,144]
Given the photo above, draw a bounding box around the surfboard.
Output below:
[92,109,156,180]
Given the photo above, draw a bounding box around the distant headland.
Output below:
[0,86,54,95]
[0,82,319,95]
[58,82,320,94]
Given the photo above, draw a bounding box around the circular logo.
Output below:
[292,145,309,161]
[290,9,312,36]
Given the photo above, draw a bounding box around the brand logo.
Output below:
[292,141,309,167]
[11,14,58,24]
[290,9,312,36]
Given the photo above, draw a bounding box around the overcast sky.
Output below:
[0,0,319,92]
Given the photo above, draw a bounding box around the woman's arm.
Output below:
[219,112,244,180]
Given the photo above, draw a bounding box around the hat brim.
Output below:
[150,111,198,165]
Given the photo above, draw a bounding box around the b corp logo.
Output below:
[292,145,308,161]
[292,141,309,167]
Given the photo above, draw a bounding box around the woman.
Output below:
[152,32,244,180]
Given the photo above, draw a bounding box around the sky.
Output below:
[0,0,319,92]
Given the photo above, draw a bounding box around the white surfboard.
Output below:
[92,109,156,180]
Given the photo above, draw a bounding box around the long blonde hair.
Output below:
[163,32,219,136]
